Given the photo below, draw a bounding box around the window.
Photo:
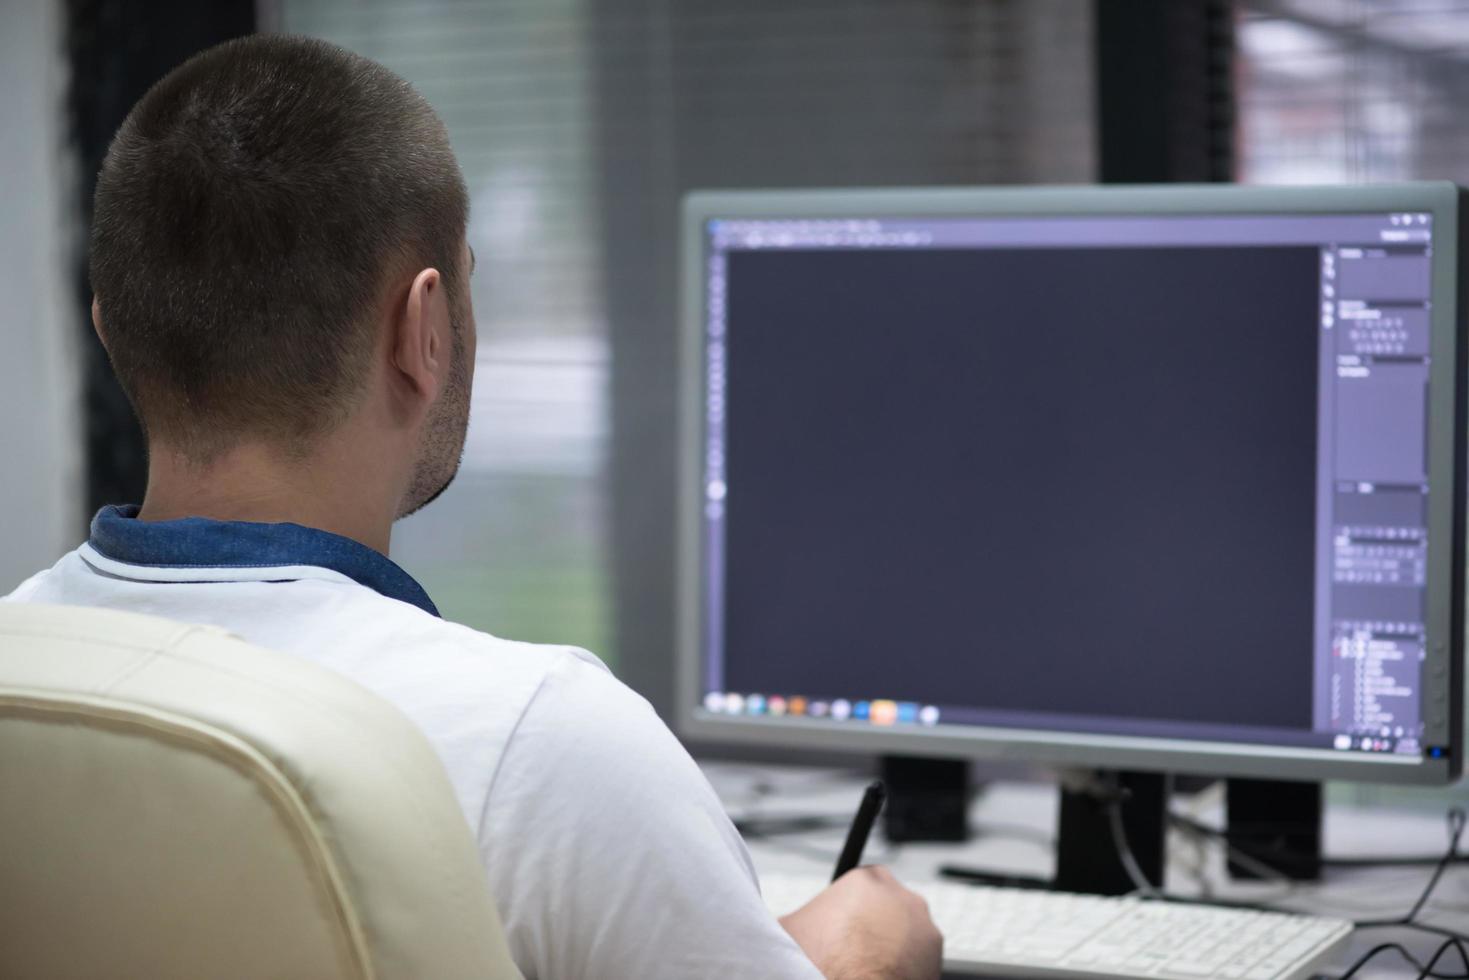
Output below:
[279,0,1097,680]
[1239,1,1469,184]
[280,0,614,659]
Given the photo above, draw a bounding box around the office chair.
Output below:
[0,602,522,980]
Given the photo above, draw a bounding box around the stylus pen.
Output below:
[832,780,886,882]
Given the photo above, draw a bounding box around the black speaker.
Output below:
[880,756,971,843]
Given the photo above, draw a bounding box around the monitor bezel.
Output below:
[675,182,1464,785]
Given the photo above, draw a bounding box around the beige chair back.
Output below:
[0,602,521,980]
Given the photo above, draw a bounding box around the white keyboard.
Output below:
[761,873,1352,980]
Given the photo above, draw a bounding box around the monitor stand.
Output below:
[939,771,1324,893]
[1225,777,1323,881]
[937,768,1168,896]
[1054,770,1167,895]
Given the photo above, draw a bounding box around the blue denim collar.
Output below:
[88,504,440,617]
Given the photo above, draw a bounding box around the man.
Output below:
[6,34,941,980]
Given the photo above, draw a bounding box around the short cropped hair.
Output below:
[90,34,469,460]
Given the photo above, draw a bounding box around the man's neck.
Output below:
[137,439,399,555]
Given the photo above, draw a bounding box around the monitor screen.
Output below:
[679,187,1462,784]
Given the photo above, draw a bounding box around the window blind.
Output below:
[277,0,1097,675]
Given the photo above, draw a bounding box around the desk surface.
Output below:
[701,762,1469,979]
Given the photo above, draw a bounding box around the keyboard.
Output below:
[760,872,1353,980]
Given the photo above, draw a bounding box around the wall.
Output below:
[0,0,81,591]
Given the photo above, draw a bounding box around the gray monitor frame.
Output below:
[676,183,1465,785]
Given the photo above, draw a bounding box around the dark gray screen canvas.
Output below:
[721,246,1320,730]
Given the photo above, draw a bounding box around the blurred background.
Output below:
[6,0,1469,723]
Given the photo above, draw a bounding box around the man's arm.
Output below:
[475,651,939,980]
[781,866,943,980]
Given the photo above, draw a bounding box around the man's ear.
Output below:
[390,267,450,408]
[90,297,106,348]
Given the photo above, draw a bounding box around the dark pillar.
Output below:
[64,0,255,519]
[1095,0,1235,183]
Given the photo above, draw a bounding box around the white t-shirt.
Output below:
[7,541,824,980]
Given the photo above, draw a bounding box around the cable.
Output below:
[1402,924,1469,945]
[1167,813,1298,888]
[1328,854,1469,869]
[1417,939,1469,980]
[1165,804,1469,937]
[1331,938,1469,980]
[1106,777,1293,906]
[1407,809,1467,923]
[1120,804,1469,979]
[1047,800,1467,980]
[1070,817,1467,978]
[1354,808,1467,931]
[1104,786,1162,898]
[1170,812,1469,869]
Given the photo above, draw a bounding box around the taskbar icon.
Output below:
[703,691,941,728]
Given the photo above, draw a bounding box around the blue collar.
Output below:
[88,504,440,617]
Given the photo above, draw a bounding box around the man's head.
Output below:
[90,34,473,519]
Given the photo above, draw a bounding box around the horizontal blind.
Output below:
[280,0,613,658]
[277,0,1097,676]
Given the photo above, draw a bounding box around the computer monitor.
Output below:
[676,183,1464,787]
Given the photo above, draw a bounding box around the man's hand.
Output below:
[778,866,943,980]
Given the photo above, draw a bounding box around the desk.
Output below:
[702,762,1469,979]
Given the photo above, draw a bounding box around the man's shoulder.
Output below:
[5,547,615,705]
[3,548,82,603]
[182,575,620,736]
[304,578,612,681]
